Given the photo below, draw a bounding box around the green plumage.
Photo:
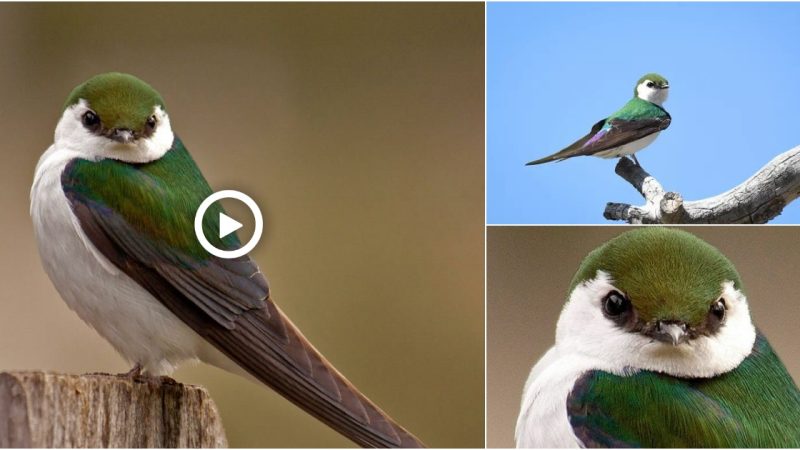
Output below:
[525,73,671,166]
[62,137,239,261]
[609,97,669,122]
[569,332,800,447]
[63,72,165,132]
[569,228,742,327]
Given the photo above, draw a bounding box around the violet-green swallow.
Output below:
[30,72,423,448]
[515,228,800,447]
[526,73,671,166]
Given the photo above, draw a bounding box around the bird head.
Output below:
[634,73,670,106]
[56,72,174,163]
[555,228,756,378]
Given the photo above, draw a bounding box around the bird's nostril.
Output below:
[112,129,135,142]
[656,320,687,331]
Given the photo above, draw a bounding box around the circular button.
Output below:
[194,190,263,259]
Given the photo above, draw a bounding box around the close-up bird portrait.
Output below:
[487,227,800,448]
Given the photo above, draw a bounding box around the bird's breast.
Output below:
[30,144,203,374]
[516,348,598,448]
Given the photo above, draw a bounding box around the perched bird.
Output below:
[516,228,800,448]
[526,73,671,166]
[30,72,423,448]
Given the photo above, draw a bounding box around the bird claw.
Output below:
[122,363,143,378]
[110,363,179,387]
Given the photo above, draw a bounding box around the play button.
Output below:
[218,212,243,239]
[194,190,263,259]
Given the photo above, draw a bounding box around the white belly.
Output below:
[516,347,609,448]
[30,144,231,375]
[594,132,660,159]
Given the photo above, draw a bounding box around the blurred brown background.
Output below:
[487,226,800,448]
[0,3,484,447]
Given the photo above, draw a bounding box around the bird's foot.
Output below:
[112,364,178,387]
[630,154,641,166]
[134,375,180,388]
[84,371,113,377]
[122,363,143,378]
[151,375,180,386]
[84,364,147,381]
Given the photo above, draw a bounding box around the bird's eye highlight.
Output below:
[603,291,631,317]
[646,81,655,88]
[146,115,157,130]
[82,110,100,129]
[710,298,726,322]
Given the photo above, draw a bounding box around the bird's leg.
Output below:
[630,154,641,166]
[123,363,143,378]
[119,363,179,387]
[84,363,143,379]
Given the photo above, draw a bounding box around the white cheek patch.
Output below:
[636,81,668,105]
[54,101,174,164]
[555,271,639,376]
[636,81,652,100]
[555,271,756,378]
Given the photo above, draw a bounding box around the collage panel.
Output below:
[0,2,484,448]
[488,226,800,447]
[487,2,800,225]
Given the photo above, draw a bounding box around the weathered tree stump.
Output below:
[0,371,227,448]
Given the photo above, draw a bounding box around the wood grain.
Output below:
[604,146,800,223]
[0,371,226,448]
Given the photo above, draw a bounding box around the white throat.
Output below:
[54,99,174,163]
[636,81,669,106]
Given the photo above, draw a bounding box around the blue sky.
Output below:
[487,2,800,224]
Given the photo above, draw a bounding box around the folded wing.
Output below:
[526,114,671,166]
[61,137,424,448]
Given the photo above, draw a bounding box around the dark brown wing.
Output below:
[63,177,424,448]
[526,115,671,165]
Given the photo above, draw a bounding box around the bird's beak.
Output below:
[649,320,688,346]
[111,128,136,144]
[660,84,670,90]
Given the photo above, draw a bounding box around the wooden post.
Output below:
[0,371,227,447]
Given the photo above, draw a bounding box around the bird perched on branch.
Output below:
[516,228,800,448]
[526,73,671,166]
[30,72,423,448]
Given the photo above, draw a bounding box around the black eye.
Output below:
[146,115,157,130]
[603,291,631,317]
[710,298,726,322]
[82,110,100,129]
[646,81,655,88]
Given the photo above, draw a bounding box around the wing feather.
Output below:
[61,139,424,448]
[567,332,800,447]
[526,114,671,165]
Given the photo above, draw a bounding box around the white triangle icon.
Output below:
[219,212,243,239]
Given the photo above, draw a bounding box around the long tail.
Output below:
[204,296,425,448]
[525,154,565,166]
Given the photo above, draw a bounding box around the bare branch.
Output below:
[604,146,800,223]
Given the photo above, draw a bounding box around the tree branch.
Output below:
[0,371,227,447]
[603,145,800,223]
